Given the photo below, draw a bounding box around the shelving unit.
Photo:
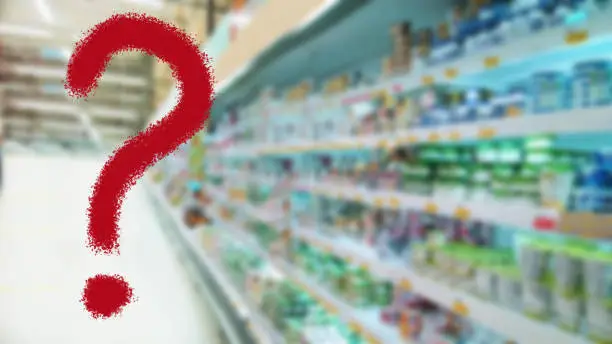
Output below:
[146,180,282,344]
[207,195,403,344]
[207,182,591,344]
[167,1,612,343]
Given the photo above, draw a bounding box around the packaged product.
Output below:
[531,71,571,114]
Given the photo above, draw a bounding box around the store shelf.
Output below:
[216,106,612,156]
[207,184,289,226]
[208,176,556,233]
[278,260,403,344]
[298,180,556,231]
[146,179,283,344]
[208,207,401,344]
[292,229,590,344]
[209,184,589,344]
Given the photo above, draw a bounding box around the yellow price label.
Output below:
[565,30,588,45]
[454,206,471,220]
[389,197,400,209]
[483,56,500,69]
[324,302,338,314]
[349,321,363,334]
[365,335,381,344]
[444,68,458,79]
[377,139,388,148]
[405,135,419,144]
[477,127,496,139]
[421,75,435,85]
[399,278,413,291]
[374,198,384,207]
[452,300,469,316]
[449,131,461,141]
[506,106,521,117]
[424,202,438,214]
[428,132,440,142]
[354,194,364,202]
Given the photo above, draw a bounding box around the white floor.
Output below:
[0,154,216,344]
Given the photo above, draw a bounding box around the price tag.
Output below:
[424,202,438,214]
[389,197,400,209]
[365,333,381,344]
[444,68,458,79]
[506,106,521,117]
[448,131,461,141]
[454,206,471,220]
[354,194,364,202]
[399,278,413,291]
[452,300,469,316]
[360,263,370,271]
[406,135,419,144]
[421,75,435,85]
[428,132,441,142]
[324,301,338,314]
[483,56,500,69]
[377,139,389,149]
[349,321,364,334]
[477,127,496,139]
[374,198,384,207]
[565,30,588,45]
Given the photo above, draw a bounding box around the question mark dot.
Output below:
[81,274,134,319]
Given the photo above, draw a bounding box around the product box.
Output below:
[556,212,612,239]
[403,85,454,126]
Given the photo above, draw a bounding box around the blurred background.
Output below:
[2,0,612,344]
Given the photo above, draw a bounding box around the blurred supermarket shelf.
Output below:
[290,229,590,344]
[277,260,405,344]
[206,183,289,226]
[213,106,612,157]
[298,181,557,232]
[206,174,558,233]
[205,181,590,344]
[146,179,283,344]
[208,208,404,344]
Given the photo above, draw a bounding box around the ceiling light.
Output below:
[125,0,164,10]
[34,0,55,24]
[0,23,52,38]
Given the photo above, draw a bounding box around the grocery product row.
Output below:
[209,131,612,237]
[150,167,391,344]
[206,186,521,344]
[211,2,612,155]
[203,179,600,344]
[190,1,612,343]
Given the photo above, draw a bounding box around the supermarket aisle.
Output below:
[0,154,215,344]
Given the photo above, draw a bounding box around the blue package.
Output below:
[505,81,531,115]
[572,59,612,108]
[416,88,452,127]
[596,150,612,171]
[479,3,512,45]
[429,40,463,65]
[531,71,571,114]
[453,89,482,123]
[572,165,610,212]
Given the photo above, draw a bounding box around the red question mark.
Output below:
[65,13,214,319]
